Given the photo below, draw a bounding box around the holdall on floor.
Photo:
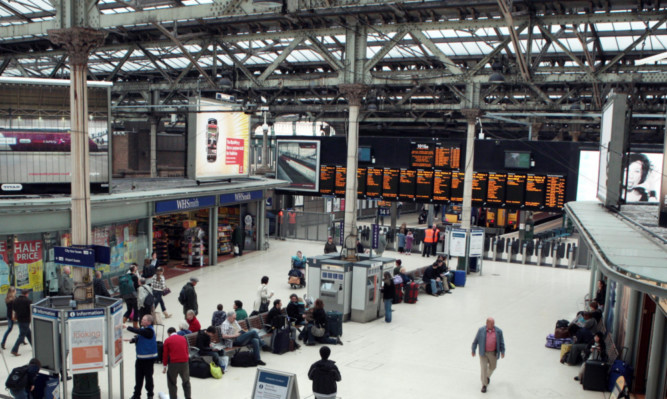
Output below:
[189,358,212,378]
[453,270,466,287]
[583,359,609,391]
[554,326,570,339]
[545,334,573,349]
[326,311,343,337]
[404,282,419,304]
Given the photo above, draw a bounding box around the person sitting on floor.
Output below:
[422,261,445,296]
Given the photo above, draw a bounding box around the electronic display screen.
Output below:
[415,170,433,201]
[545,175,566,209]
[432,170,451,202]
[357,168,367,197]
[472,172,488,204]
[487,173,507,205]
[366,167,383,198]
[506,173,527,207]
[504,151,531,169]
[450,172,464,203]
[434,145,462,169]
[319,165,335,195]
[382,168,400,200]
[334,166,347,196]
[410,143,435,169]
[399,169,416,200]
[358,146,372,162]
[525,175,546,208]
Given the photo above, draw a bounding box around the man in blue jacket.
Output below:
[472,317,506,393]
[126,314,158,399]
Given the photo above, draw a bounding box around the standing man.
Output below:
[163,327,191,399]
[10,289,32,356]
[308,346,341,399]
[121,264,140,329]
[59,266,74,296]
[180,277,199,316]
[126,314,158,399]
[422,225,436,257]
[471,317,506,393]
[137,278,154,321]
[287,209,297,237]
[323,236,337,254]
[231,224,245,257]
[93,271,111,297]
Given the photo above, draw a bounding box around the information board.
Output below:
[545,175,566,209]
[68,308,106,374]
[382,168,400,200]
[487,173,507,206]
[410,143,435,169]
[111,301,124,366]
[415,170,433,201]
[449,229,467,257]
[506,173,526,207]
[399,169,416,200]
[251,368,300,399]
[433,170,451,202]
[434,145,461,169]
[366,167,383,198]
[469,229,485,257]
[472,172,488,204]
[450,172,464,203]
[525,175,546,208]
[357,168,367,197]
[318,165,335,195]
[334,166,347,196]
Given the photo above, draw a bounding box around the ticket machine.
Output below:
[307,255,353,319]
[350,260,384,323]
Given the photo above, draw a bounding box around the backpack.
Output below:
[119,274,135,297]
[142,287,155,309]
[5,365,28,390]
[178,286,187,305]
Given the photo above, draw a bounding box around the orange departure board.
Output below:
[450,172,464,202]
[399,169,416,200]
[382,168,400,200]
[319,165,335,195]
[433,170,451,202]
[506,173,526,206]
[525,175,546,208]
[487,173,507,205]
[366,167,383,198]
[357,168,367,197]
[410,143,435,168]
[434,145,462,169]
[472,172,488,204]
[545,175,566,209]
[416,170,433,200]
[334,166,347,196]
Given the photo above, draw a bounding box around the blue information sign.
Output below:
[371,224,380,249]
[155,195,216,214]
[338,221,344,246]
[33,306,59,319]
[54,246,96,268]
[220,190,263,205]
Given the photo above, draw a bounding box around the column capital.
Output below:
[460,108,483,124]
[339,84,369,107]
[48,27,107,65]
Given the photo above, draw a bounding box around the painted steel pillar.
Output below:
[150,115,158,177]
[623,289,641,361]
[209,206,218,265]
[460,109,481,230]
[645,309,665,399]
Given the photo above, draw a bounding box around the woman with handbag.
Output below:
[304,299,343,346]
[254,276,274,314]
[1,286,17,349]
[152,267,172,319]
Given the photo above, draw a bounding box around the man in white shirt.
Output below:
[220,311,267,365]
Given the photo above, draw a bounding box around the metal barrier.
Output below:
[482,234,577,269]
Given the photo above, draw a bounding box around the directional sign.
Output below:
[54,246,96,268]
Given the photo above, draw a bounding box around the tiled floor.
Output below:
[0,237,608,399]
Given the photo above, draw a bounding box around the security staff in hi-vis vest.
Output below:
[422,225,437,258]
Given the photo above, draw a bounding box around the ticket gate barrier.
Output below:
[350,260,384,323]
[567,244,577,269]
[307,255,353,320]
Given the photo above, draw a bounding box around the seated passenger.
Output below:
[234,300,248,321]
[575,332,607,382]
[186,309,201,333]
[176,321,191,336]
[565,324,594,365]
[266,299,300,349]
[303,299,343,347]
[196,326,226,371]
[422,262,445,296]
[589,301,603,323]
[393,259,402,276]
[286,294,306,327]
[398,268,413,285]
[211,304,226,327]
[434,257,452,293]
[221,311,269,366]
[291,251,307,270]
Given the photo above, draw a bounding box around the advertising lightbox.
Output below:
[189,98,250,180]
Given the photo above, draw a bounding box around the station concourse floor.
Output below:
[2,238,606,399]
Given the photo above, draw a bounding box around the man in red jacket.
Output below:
[163,327,191,399]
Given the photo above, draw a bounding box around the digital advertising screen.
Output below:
[472,172,488,204]
[525,175,546,209]
[319,165,335,195]
[623,152,663,203]
[487,173,507,206]
[410,143,435,169]
[504,151,531,169]
[450,172,464,203]
[432,170,451,202]
[275,140,321,191]
[505,173,526,207]
[382,168,400,200]
[193,99,251,180]
[366,167,383,198]
[415,170,433,201]
[545,175,566,209]
[334,166,347,196]
[357,168,367,197]
[399,169,416,200]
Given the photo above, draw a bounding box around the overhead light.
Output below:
[489,72,505,82]
[635,51,667,65]
[217,77,232,88]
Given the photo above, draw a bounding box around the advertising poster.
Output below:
[111,302,124,366]
[14,240,44,292]
[623,152,663,203]
[68,309,106,373]
[195,99,250,179]
[276,140,320,192]
[0,241,9,294]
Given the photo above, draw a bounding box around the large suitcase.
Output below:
[608,359,634,392]
[583,360,609,391]
[326,311,343,337]
[271,327,291,354]
[453,270,466,287]
[393,283,404,304]
[404,282,419,304]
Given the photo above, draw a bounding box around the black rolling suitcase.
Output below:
[583,360,609,391]
[326,311,343,337]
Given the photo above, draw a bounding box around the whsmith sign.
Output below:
[220,191,263,205]
[155,196,216,214]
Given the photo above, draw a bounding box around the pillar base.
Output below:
[72,373,101,399]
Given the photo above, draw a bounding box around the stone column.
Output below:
[339,83,367,258]
[48,26,107,399]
